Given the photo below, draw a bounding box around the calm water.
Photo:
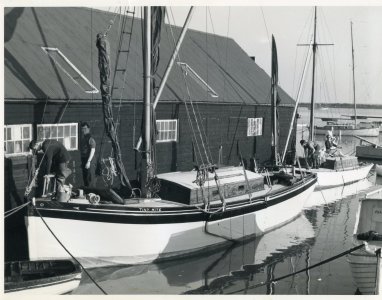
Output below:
[73,178,380,295]
[72,107,382,295]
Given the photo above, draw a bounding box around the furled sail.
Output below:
[270,35,281,165]
[96,33,132,192]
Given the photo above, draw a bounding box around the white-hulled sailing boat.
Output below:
[25,7,317,268]
[293,8,373,189]
[314,21,379,137]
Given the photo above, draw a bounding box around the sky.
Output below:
[89,4,382,105]
[164,6,382,105]
[3,1,382,105]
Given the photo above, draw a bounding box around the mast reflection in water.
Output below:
[73,177,378,294]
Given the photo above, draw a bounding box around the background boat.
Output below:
[348,187,382,295]
[4,260,82,295]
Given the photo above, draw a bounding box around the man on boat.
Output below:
[29,139,72,200]
[80,122,96,187]
[300,139,321,169]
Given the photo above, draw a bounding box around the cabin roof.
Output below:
[157,166,263,190]
[5,7,295,106]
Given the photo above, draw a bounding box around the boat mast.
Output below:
[309,7,318,141]
[135,7,194,151]
[350,21,357,128]
[142,6,152,198]
[271,35,279,165]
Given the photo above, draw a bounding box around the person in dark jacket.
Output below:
[29,139,72,197]
[80,122,96,187]
[300,139,321,168]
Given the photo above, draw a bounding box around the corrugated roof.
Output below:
[4,7,295,106]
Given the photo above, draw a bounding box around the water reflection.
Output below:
[304,179,373,209]
[73,173,379,294]
[74,214,315,295]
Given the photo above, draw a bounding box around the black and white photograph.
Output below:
[3,0,382,296]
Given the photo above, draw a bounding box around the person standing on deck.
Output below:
[29,139,72,198]
[300,139,320,169]
[80,122,96,187]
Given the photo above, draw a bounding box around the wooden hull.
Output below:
[73,213,315,294]
[356,146,382,160]
[313,163,373,189]
[4,260,82,295]
[26,174,316,268]
[348,190,382,295]
[315,126,379,137]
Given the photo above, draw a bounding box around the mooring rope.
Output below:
[226,243,365,294]
[32,203,107,295]
[4,201,31,219]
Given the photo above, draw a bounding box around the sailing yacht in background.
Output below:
[296,8,373,189]
[25,7,317,268]
[314,21,379,137]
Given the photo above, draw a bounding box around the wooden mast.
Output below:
[141,6,152,198]
[350,21,357,129]
[271,35,279,165]
[309,7,318,141]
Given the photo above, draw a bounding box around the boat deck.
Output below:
[61,183,286,208]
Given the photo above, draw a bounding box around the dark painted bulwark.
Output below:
[4,7,296,208]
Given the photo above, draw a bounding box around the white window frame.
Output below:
[41,47,99,94]
[4,124,33,157]
[247,118,263,137]
[37,123,78,150]
[177,62,219,98]
[156,120,178,143]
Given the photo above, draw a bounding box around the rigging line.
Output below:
[174,7,213,166]
[166,8,208,167]
[180,6,215,166]
[298,7,315,45]
[25,99,72,194]
[260,7,271,50]
[165,13,205,168]
[317,43,335,105]
[291,46,299,99]
[223,7,231,103]
[32,205,108,295]
[4,201,31,218]
[316,51,332,106]
[165,8,205,167]
[115,9,136,129]
[91,8,95,120]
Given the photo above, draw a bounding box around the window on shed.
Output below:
[247,118,263,136]
[156,120,178,143]
[37,123,78,150]
[177,62,218,98]
[41,47,99,94]
[4,124,33,156]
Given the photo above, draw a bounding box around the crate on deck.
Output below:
[323,156,359,170]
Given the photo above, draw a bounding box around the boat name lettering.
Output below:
[139,208,162,212]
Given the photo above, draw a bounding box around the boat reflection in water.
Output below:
[304,178,374,209]
[73,177,378,295]
[73,214,315,295]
